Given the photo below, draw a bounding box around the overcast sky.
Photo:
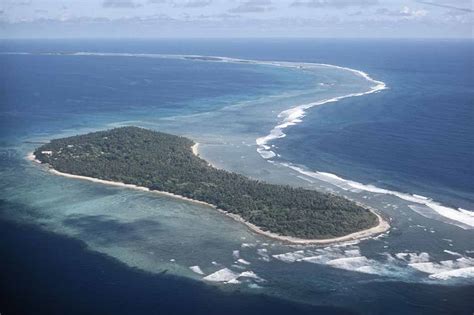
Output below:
[0,0,472,38]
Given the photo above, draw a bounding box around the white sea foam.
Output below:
[355,266,380,275]
[275,245,391,276]
[189,265,205,275]
[266,242,474,281]
[344,249,361,257]
[241,243,254,248]
[300,255,327,264]
[226,278,241,284]
[406,254,474,281]
[239,271,265,282]
[202,266,265,284]
[203,268,240,282]
[237,258,251,265]
[323,254,390,275]
[331,239,362,247]
[395,252,431,263]
[256,148,276,159]
[409,262,447,274]
[327,249,474,279]
[248,283,263,289]
[257,248,268,255]
[444,250,463,257]
[282,163,474,229]
[459,208,474,217]
[272,250,306,263]
[429,267,474,280]
[327,256,370,269]
[257,248,271,262]
[232,250,240,259]
[268,244,474,281]
[254,60,386,164]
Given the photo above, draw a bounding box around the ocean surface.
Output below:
[0,39,473,314]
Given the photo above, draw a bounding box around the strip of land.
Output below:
[31,127,389,244]
[189,142,389,244]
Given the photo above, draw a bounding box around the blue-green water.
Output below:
[0,39,473,314]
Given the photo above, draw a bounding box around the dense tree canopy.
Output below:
[35,127,377,239]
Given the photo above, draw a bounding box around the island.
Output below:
[33,126,388,243]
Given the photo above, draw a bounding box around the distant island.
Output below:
[33,127,388,243]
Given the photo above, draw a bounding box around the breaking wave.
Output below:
[271,243,474,281]
[281,163,474,229]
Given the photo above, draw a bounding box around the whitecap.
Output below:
[407,255,474,281]
[226,278,241,284]
[272,250,306,263]
[257,248,268,255]
[189,265,205,275]
[326,256,371,269]
[239,271,265,282]
[344,249,361,257]
[355,265,380,275]
[429,267,474,280]
[409,262,447,274]
[444,250,462,257]
[395,252,430,263]
[300,255,327,264]
[237,258,251,265]
[257,248,271,262]
[203,268,240,282]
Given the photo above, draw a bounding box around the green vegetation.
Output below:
[35,127,378,239]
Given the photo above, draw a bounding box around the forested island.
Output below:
[34,127,380,240]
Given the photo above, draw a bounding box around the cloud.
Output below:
[173,0,213,8]
[415,1,473,12]
[103,0,142,8]
[348,10,363,16]
[196,13,241,20]
[291,0,378,8]
[16,0,32,5]
[229,0,273,13]
[376,6,428,18]
[2,0,472,38]
[1,0,32,6]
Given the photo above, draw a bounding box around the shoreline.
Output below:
[27,146,390,245]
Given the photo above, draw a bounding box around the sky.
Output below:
[0,0,472,38]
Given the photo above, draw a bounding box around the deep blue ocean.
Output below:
[0,39,473,314]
